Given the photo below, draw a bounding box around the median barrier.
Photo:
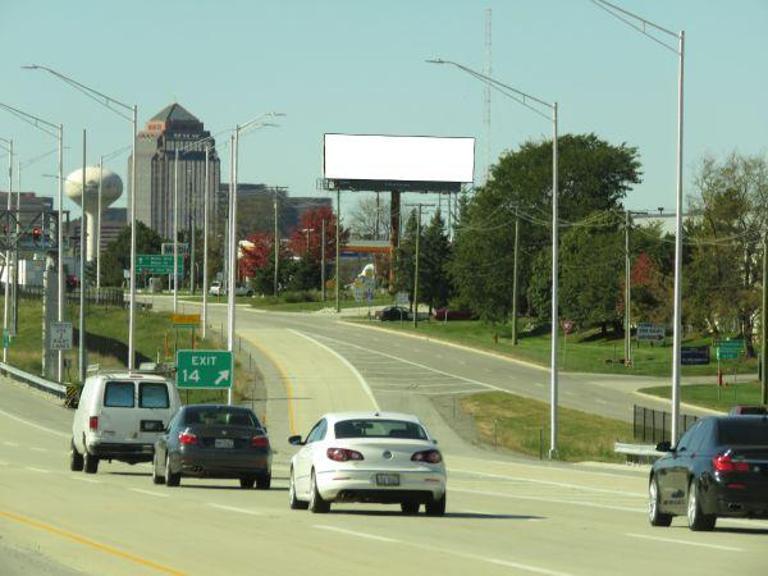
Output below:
[613,442,663,464]
[0,361,67,399]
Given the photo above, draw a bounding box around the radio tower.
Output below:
[483,7,493,184]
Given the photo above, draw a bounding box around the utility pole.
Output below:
[273,189,279,296]
[762,234,767,405]
[407,202,434,329]
[335,188,341,313]
[78,130,87,383]
[625,209,632,366]
[321,219,326,301]
[1,137,12,361]
[190,183,196,295]
[511,206,520,345]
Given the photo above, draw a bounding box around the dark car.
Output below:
[432,308,474,321]
[729,405,767,415]
[649,415,768,531]
[152,404,272,489]
[376,306,410,321]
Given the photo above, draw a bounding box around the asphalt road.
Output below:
[1,299,765,575]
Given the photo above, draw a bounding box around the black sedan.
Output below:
[153,404,272,489]
[649,415,768,531]
[376,306,410,321]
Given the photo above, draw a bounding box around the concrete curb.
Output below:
[337,320,548,373]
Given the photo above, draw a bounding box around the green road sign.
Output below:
[716,339,743,360]
[176,349,233,389]
[136,254,184,276]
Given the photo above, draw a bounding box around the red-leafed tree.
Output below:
[239,231,275,278]
[289,206,348,261]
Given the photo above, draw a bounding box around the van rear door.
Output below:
[136,380,174,442]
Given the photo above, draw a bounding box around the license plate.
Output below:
[214,438,234,449]
[376,473,400,486]
[140,420,163,432]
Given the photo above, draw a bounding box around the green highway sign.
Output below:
[176,350,233,389]
[716,339,743,361]
[136,254,184,276]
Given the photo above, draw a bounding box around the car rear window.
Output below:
[184,407,259,428]
[334,419,427,440]
[139,382,170,409]
[717,419,768,446]
[103,381,135,408]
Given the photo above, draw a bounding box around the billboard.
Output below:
[323,134,475,191]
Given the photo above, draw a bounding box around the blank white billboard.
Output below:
[324,134,475,184]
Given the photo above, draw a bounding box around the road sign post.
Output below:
[176,350,233,389]
[50,321,73,351]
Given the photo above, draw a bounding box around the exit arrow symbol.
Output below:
[215,370,230,385]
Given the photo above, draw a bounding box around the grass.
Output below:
[461,391,633,463]
[638,382,765,413]
[365,319,758,378]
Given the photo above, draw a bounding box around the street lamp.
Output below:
[97,145,131,299]
[0,102,66,381]
[427,58,560,458]
[0,136,13,363]
[591,0,686,444]
[24,65,140,371]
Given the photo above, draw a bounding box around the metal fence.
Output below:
[18,286,124,307]
[633,404,699,443]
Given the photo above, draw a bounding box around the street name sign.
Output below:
[50,322,73,351]
[136,254,183,276]
[176,350,233,389]
[637,323,665,342]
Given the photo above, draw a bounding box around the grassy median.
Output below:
[638,382,764,413]
[461,391,633,462]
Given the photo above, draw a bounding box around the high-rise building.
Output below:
[127,103,221,240]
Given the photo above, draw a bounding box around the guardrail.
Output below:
[0,362,67,399]
[614,441,663,464]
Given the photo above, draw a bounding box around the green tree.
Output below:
[420,209,452,312]
[100,222,164,287]
[395,210,419,307]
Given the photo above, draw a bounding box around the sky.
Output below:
[0,0,766,221]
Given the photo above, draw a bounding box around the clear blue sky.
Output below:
[1,0,766,218]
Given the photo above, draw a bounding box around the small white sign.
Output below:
[395,291,410,306]
[50,322,73,351]
[637,323,665,342]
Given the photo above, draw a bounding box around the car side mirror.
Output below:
[655,440,672,453]
[288,435,304,446]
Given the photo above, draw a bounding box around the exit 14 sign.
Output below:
[176,350,233,389]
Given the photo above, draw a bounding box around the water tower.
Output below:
[65,167,123,262]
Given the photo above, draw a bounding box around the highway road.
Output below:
[2,300,764,575]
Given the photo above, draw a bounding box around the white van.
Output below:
[70,371,182,473]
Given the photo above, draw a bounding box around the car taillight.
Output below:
[89,416,98,431]
[251,436,270,448]
[712,452,749,472]
[179,432,198,446]
[412,450,442,464]
[327,448,364,462]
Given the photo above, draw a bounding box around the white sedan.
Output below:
[288,412,446,515]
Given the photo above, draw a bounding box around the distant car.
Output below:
[648,415,768,531]
[208,281,223,296]
[152,404,272,489]
[375,306,410,321]
[208,282,253,297]
[288,411,446,515]
[432,308,474,321]
[234,285,254,297]
[729,405,767,415]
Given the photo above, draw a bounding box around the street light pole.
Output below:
[274,190,279,296]
[97,155,103,300]
[227,133,236,406]
[511,206,519,346]
[1,137,12,363]
[79,130,87,383]
[321,219,326,301]
[173,148,179,313]
[335,188,341,313]
[202,145,210,339]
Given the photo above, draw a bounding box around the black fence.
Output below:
[17,286,124,307]
[633,405,699,444]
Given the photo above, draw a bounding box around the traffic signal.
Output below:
[32,227,42,245]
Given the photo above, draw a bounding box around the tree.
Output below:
[100,222,164,287]
[395,210,419,305]
[349,195,391,240]
[287,206,349,291]
[420,209,452,312]
[239,231,292,295]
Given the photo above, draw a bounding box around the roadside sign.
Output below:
[716,339,743,361]
[172,314,200,327]
[395,291,409,306]
[49,322,73,351]
[136,254,183,276]
[161,242,189,256]
[2,329,10,349]
[176,350,233,389]
[637,323,665,342]
[681,345,710,365]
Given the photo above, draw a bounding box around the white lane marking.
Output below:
[314,525,400,543]
[0,407,69,438]
[311,334,507,394]
[452,468,644,498]
[129,488,169,498]
[31,447,48,453]
[417,389,484,396]
[207,503,262,515]
[69,475,101,484]
[290,329,380,411]
[625,533,743,552]
[315,524,572,576]
[454,488,644,514]
[25,466,50,474]
[3,441,19,447]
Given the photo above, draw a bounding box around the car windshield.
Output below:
[184,407,259,428]
[334,419,427,440]
[717,419,768,446]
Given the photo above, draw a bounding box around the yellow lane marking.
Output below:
[0,510,186,576]
[244,337,296,436]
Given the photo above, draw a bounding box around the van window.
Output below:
[104,381,135,408]
[139,382,170,409]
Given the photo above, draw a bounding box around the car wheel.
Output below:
[152,453,165,485]
[289,469,309,510]
[401,501,420,515]
[69,440,84,472]
[83,452,99,474]
[648,476,672,527]
[687,479,716,531]
[165,454,181,487]
[308,470,330,514]
[425,493,446,517]
[239,477,256,489]
[256,473,271,490]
